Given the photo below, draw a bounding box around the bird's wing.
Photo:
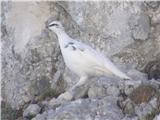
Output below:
[72,40,108,69]
[71,40,131,79]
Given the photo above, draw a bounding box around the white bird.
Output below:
[47,21,131,100]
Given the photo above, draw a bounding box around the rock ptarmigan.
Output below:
[47,21,131,100]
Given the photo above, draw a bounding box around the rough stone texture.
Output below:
[144,59,160,80]
[1,1,160,120]
[1,1,66,109]
[32,69,160,120]
[23,104,41,118]
[88,76,123,98]
[153,113,160,120]
[129,85,156,104]
[129,14,150,40]
[33,97,124,120]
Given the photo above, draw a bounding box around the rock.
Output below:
[145,1,160,9]
[135,103,154,120]
[129,85,156,104]
[88,76,122,98]
[57,97,123,120]
[149,97,158,109]
[63,2,136,56]
[88,80,107,98]
[153,113,160,120]
[124,80,142,96]
[32,97,124,120]
[123,69,145,95]
[144,60,160,80]
[32,112,48,120]
[122,98,135,115]
[31,114,46,120]
[23,104,41,118]
[107,85,120,97]
[129,14,150,40]
[48,98,56,107]
[152,13,160,24]
[1,2,64,109]
[122,116,138,120]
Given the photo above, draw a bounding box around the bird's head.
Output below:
[47,21,64,33]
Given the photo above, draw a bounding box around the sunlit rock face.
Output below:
[1,2,160,119]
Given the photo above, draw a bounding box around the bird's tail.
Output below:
[103,59,131,80]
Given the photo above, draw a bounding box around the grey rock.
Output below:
[32,114,46,120]
[122,116,138,120]
[152,13,160,24]
[48,98,57,107]
[107,85,120,97]
[149,97,158,109]
[135,103,153,119]
[32,112,48,120]
[88,76,123,98]
[122,98,135,115]
[145,1,160,9]
[88,85,106,98]
[63,2,136,56]
[129,14,150,40]
[45,97,124,120]
[124,80,142,95]
[153,113,160,120]
[23,104,41,118]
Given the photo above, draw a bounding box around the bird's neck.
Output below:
[55,30,71,48]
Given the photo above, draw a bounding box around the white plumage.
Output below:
[47,21,131,100]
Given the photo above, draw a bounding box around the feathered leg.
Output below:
[58,76,88,101]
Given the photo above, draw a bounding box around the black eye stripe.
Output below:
[48,23,58,27]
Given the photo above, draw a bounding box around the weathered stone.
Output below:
[122,116,138,120]
[153,113,160,120]
[144,60,160,80]
[32,112,48,120]
[135,103,155,120]
[129,85,156,104]
[23,104,41,118]
[129,14,150,40]
[107,86,120,97]
[31,114,46,120]
[149,97,158,109]
[122,99,135,115]
[88,76,123,98]
[34,97,124,120]
[145,1,160,9]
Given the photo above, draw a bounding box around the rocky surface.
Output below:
[23,104,41,118]
[1,1,160,120]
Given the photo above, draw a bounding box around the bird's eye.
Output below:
[48,23,59,27]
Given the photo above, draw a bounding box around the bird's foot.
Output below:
[57,91,73,101]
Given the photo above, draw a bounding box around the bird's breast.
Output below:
[62,50,87,75]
